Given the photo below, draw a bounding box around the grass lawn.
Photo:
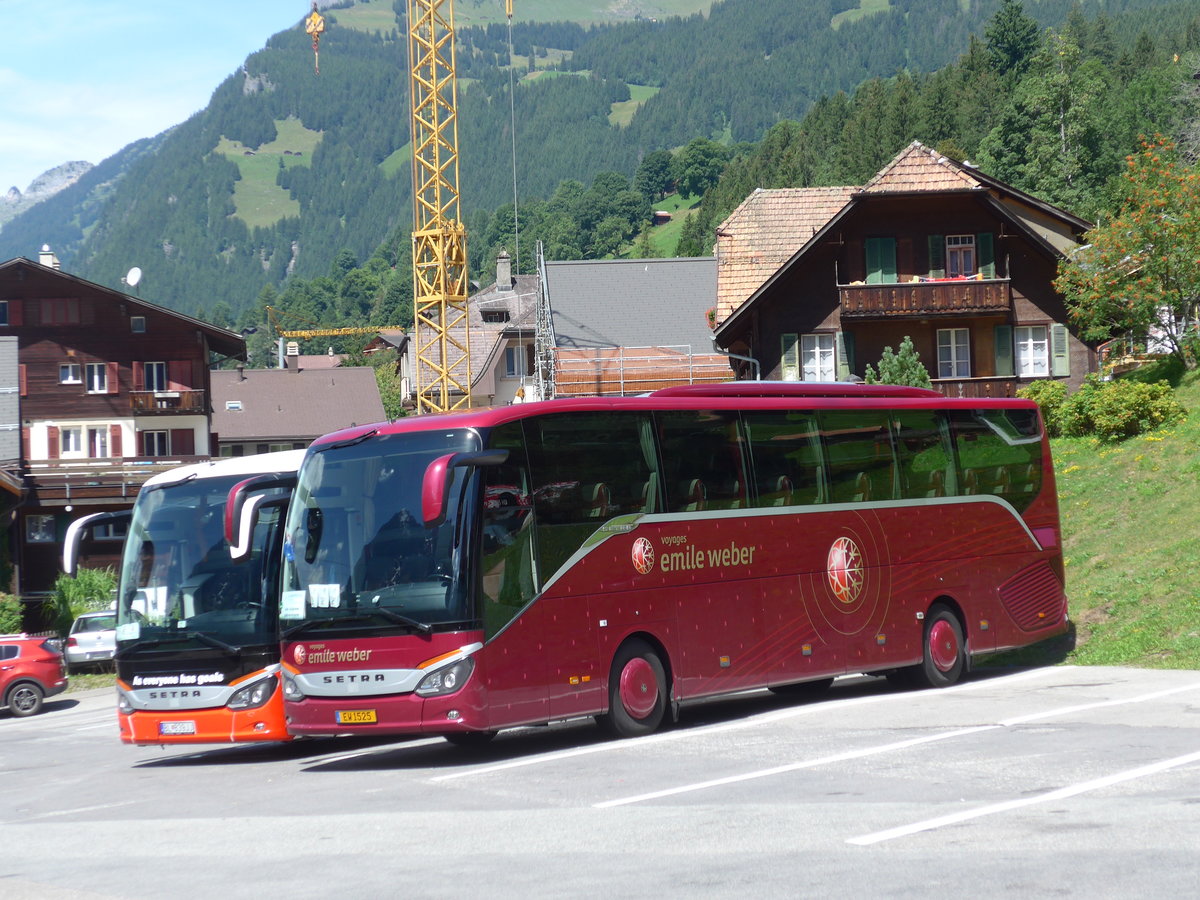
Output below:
[215,117,322,229]
[327,0,400,35]
[609,84,660,127]
[453,0,715,26]
[986,363,1200,670]
[831,0,891,29]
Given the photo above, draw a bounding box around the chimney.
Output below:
[496,251,512,291]
[236,364,245,381]
[39,244,61,270]
[286,341,301,372]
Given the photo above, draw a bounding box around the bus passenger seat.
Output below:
[678,478,706,512]
[962,468,979,495]
[987,466,1011,495]
[582,482,611,519]
[852,472,871,503]
[764,474,793,507]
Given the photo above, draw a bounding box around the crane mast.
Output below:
[408,0,471,413]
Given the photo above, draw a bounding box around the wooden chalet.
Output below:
[712,142,1096,395]
[0,249,245,608]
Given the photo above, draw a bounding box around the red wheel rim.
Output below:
[619,656,658,719]
[929,619,959,672]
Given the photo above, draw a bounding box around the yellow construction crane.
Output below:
[265,305,400,341]
[408,0,473,413]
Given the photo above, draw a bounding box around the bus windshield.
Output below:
[279,428,481,636]
[117,473,289,650]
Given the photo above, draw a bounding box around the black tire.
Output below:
[444,731,497,749]
[912,605,966,688]
[6,681,45,717]
[601,639,668,738]
[768,677,833,699]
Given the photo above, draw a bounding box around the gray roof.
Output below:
[211,367,386,443]
[544,257,717,353]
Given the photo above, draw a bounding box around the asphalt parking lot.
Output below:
[3,664,1199,899]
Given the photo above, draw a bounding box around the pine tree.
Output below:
[864,336,933,388]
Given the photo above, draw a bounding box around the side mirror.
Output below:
[422,449,509,527]
[224,472,299,563]
[62,511,132,577]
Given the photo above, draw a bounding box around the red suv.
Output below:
[1,634,68,717]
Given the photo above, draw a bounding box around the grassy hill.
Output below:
[1054,367,1200,669]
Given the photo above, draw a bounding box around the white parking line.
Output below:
[431,668,1058,784]
[594,725,1000,808]
[847,749,1200,845]
[594,678,1200,809]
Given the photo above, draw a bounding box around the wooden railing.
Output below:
[931,376,1017,399]
[840,278,1011,318]
[129,390,206,414]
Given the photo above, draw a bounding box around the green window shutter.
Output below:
[927,234,945,278]
[994,325,1014,377]
[836,331,855,380]
[1051,323,1070,376]
[865,237,896,284]
[781,333,800,381]
[977,232,995,278]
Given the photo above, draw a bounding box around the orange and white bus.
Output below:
[66,451,302,744]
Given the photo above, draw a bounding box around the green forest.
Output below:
[5,0,1200,369]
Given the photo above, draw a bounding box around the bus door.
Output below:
[743,409,843,683]
[818,410,900,671]
[478,422,549,728]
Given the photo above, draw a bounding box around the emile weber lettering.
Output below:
[658,535,755,573]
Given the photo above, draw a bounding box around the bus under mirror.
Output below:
[62,511,131,577]
[423,449,510,528]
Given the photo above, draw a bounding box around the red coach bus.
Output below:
[264,384,1067,744]
[66,451,302,744]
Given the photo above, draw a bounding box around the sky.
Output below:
[1,1,312,193]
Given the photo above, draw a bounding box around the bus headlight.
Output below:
[227,676,277,710]
[415,658,474,697]
[117,689,133,715]
[282,672,305,702]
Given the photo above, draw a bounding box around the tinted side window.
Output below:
[0,644,18,661]
[820,410,897,503]
[950,409,1044,512]
[526,412,657,578]
[481,422,537,639]
[743,410,823,506]
[893,410,954,499]
[656,410,747,512]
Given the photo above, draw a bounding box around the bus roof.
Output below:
[310,383,1039,449]
[140,449,306,489]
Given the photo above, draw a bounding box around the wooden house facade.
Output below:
[0,250,244,606]
[712,142,1096,395]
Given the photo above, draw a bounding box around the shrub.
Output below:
[51,567,117,636]
[1017,379,1067,436]
[1057,376,1187,441]
[0,592,22,634]
[863,336,933,388]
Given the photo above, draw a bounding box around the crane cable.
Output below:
[506,1,526,393]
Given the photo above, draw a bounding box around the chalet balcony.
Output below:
[23,456,209,505]
[931,376,1017,399]
[130,389,206,415]
[840,277,1011,319]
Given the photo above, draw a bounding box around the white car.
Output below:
[64,611,117,672]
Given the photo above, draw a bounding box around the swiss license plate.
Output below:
[159,721,196,736]
[336,709,377,725]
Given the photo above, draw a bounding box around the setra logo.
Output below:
[293,644,307,666]
[827,536,864,605]
[631,537,655,575]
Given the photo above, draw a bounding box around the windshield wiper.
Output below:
[316,428,378,453]
[115,630,240,657]
[281,609,431,640]
[144,471,198,494]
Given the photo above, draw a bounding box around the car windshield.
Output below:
[280,428,481,635]
[116,473,289,650]
[73,614,116,633]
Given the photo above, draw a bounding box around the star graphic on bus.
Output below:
[631,537,655,575]
[827,536,864,604]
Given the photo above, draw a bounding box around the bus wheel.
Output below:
[768,678,833,699]
[916,606,966,688]
[444,731,497,749]
[602,639,667,738]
